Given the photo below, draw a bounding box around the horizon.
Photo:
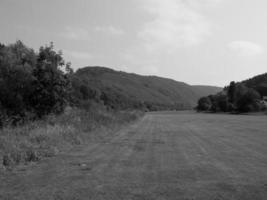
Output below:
[1,0,267,87]
[77,65,261,88]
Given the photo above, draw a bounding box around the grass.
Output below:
[1,111,267,199]
[0,106,143,168]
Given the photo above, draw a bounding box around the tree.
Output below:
[227,81,236,104]
[215,93,228,112]
[0,41,36,119]
[0,40,73,124]
[30,43,71,117]
[235,88,261,112]
[196,96,211,111]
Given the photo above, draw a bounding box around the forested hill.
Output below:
[73,66,222,110]
[192,85,223,97]
[242,73,267,96]
[196,72,267,113]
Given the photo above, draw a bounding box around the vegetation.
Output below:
[0,41,71,125]
[242,73,267,97]
[5,39,264,168]
[197,80,266,113]
[0,106,143,168]
[0,40,144,167]
[72,66,221,111]
[0,39,220,119]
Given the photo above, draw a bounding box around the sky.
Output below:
[1,0,267,86]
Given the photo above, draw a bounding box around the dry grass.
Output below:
[0,107,143,168]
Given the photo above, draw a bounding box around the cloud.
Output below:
[60,27,90,41]
[120,50,160,75]
[64,50,92,60]
[186,0,224,8]
[95,26,124,36]
[228,41,264,56]
[138,0,221,52]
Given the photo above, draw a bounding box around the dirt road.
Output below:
[1,112,267,200]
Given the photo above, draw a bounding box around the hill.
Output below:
[196,72,267,113]
[242,73,267,97]
[73,66,222,110]
[192,85,223,97]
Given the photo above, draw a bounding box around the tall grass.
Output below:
[0,106,143,168]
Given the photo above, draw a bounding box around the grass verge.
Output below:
[0,107,143,169]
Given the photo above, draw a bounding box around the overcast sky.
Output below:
[1,0,267,86]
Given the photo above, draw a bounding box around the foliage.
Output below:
[242,73,267,97]
[0,41,36,120]
[30,43,71,117]
[235,88,261,112]
[196,96,211,111]
[197,71,267,113]
[197,81,262,113]
[72,67,219,111]
[227,81,236,104]
[0,41,72,124]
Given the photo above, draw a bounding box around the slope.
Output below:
[74,66,222,110]
[242,73,267,96]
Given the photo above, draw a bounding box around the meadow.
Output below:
[1,111,267,199]
[0,106,143,168]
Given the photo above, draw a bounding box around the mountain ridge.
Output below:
[73,66,222,110]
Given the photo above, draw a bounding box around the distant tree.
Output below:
[197,79,264,114]
[227,81,236,104]
[234,83,248,105]
[196,96,211,111]
[235,88,261,112]
[242,73,267,97]
[215,93,228,112]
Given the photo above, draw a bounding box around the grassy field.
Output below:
[0,107,143,168]
[1,111,267,199]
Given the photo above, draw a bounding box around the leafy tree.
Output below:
[235,88,261,112]
[197,81,261,113]
[0,41,36,119]
[30,43,71,117]
[215,93,228,112]
[196,96,211,111]
[227,81,236,104]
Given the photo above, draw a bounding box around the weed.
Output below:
[0,107,143,168]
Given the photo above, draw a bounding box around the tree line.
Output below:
[196,81,266,113]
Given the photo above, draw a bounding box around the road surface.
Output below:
[1,111,267,200]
